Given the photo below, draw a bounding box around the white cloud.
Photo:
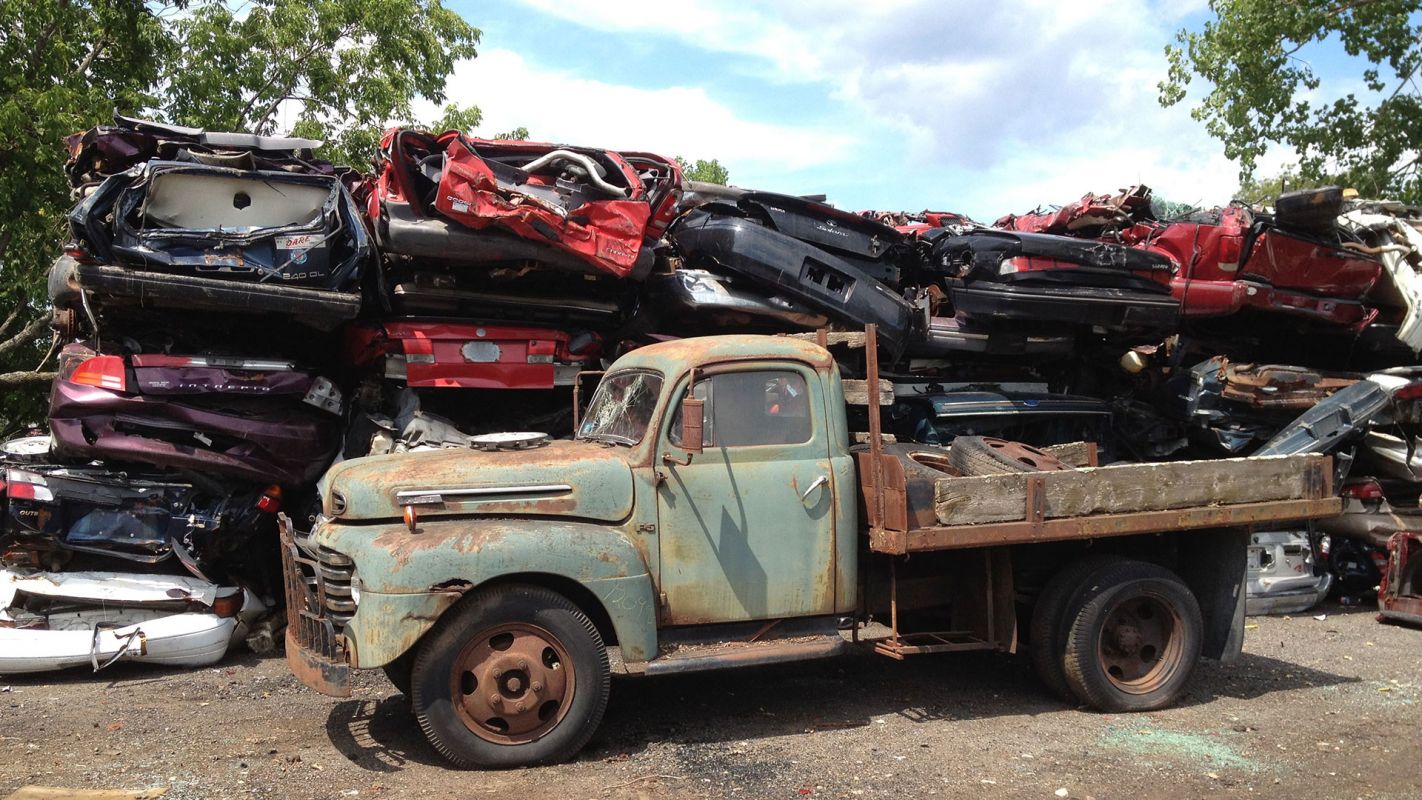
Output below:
[502,0,1253,212]
[422,48,858,172]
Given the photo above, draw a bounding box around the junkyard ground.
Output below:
[1,602,1419,800]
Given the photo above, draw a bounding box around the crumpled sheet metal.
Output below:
[1338,207,1422,351]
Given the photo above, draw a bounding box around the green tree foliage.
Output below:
[494,126,531,140]
[0,0,480,430]
[1234,169,1312,205]
[1160,1,1422,201]
[675,157,730,185]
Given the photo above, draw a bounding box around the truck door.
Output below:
[655,364,837,624]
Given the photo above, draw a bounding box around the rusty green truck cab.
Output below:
[286,334,860,689]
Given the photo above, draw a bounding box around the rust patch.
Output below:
[371,525,509,569]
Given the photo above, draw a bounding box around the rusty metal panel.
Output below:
[278,516,352,697]
[855,450,909,532]
[324,440,636,522]
[653,362,838,625]
[309,516,660,663]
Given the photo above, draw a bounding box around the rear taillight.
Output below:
[527,340,557,364]
[1393,381,1422,401]
[69,355,128,392]
[211,591,245,618]
[5,470,53,502]
[1342,479,1385,501]
[256,485,282,514]
[1371,550,1390,572]
[402,335,435,364]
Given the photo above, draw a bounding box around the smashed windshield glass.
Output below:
[577,370,663,445]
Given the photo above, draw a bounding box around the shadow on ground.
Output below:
[318,644,1361,771]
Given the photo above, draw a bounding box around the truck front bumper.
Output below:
[279,515,353,698]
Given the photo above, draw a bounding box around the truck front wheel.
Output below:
[410,584,610,768]
[1061,561,1203,712]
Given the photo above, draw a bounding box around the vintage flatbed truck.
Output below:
[279,326,1341,769]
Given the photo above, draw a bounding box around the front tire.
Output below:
[1061,560,1203,712]
[410,584,610,768]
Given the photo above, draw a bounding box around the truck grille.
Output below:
[279,517,351,664]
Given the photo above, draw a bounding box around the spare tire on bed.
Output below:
[949,435,1068,476]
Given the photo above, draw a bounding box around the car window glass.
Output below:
[671,370,811,447]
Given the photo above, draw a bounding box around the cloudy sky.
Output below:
[426,0,1334,220]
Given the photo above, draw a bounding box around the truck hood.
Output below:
[323,441,634,523]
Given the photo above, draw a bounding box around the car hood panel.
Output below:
[324,441,635,522]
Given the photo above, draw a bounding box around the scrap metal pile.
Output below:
[4,115,1422,673]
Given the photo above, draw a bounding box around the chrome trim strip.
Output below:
[395,483,573,503]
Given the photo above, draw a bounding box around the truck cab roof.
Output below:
[613,334,835,376]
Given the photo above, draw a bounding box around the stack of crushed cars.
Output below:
[7,117,1422,677]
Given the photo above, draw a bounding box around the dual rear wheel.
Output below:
[1031,558,1203,711]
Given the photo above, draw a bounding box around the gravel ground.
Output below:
[1,601,1418,800]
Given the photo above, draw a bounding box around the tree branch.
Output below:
[0,371,57,387]
[0,307,23,342]
[0,314,53,359]
[239,22,358,130]
[26,0,72,76]
[76,36,108,78]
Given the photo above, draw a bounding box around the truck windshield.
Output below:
[577,370,664,445]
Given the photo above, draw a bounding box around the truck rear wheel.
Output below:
[410,584,610,768]
[1029,555,1123,701]
[1062,561,1202,712]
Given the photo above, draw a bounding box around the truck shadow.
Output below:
[320,647,1361,771]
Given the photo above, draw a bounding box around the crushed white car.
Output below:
[0,569,264,674]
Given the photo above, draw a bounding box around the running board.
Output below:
[643,634,849,676]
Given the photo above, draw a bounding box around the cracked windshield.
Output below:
[577,370,663,445]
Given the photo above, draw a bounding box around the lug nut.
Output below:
[489,694,502,706]
[530,681,543,693]
[516,659,528,670]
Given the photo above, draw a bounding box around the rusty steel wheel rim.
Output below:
[1096,594,1184,695]
[450,622,575,745]
[981,437,1066,471]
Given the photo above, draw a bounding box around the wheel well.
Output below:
[478,573,619,647]
[1013,528,1247,660]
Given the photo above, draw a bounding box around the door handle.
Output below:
[800,475,829,502]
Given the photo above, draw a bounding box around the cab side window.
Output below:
[671,370,811,447]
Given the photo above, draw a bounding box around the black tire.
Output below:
[949,436,1066,475]
[383,650,415,698]
[1061,560,1203,712]
[1029,555,1124,701]
[411,584,610,769]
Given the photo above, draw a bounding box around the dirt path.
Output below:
[2,602,1419,800]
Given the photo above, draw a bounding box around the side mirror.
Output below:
[680,396,704,454]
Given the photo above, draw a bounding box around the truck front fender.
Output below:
[317,519,657,667]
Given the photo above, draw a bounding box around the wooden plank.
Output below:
[852,432,898,444]
[876,497,1343,554]
[1044,441,1097,468]
[933,454,1327,527]
[843,378,894,406]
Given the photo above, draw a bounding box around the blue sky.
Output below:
[418,0,1357,220]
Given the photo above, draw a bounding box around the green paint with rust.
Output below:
[311,334,857,670]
